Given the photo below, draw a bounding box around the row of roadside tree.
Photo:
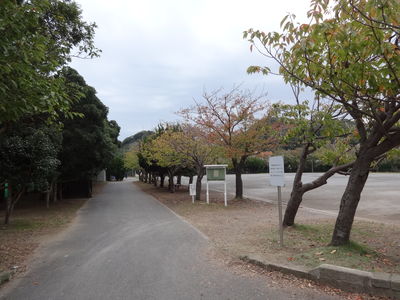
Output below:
[125,0,400,247]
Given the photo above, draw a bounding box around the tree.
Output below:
[106,153,127,181]
[273,90,357,227]
[0,121,61,224]
[0,0,100,222]
[124,148,140,171]
[160,125,219,200]
[59,68,119,194]
[180,87,278,199]
[144,128,187,193]
[245,0,400,245]
[0,0,99,130]
[244,156,267,173]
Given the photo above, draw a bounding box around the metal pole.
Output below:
[277,186,284,247]
[224,179,227,207]
[192,195,194,204]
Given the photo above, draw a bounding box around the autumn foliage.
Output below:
[179,87,281,198]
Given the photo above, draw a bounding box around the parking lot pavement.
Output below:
[183,173,400,224]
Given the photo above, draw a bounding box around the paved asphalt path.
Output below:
[0,180,341,300]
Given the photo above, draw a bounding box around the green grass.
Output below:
[3,219,44,231]
[265,222,389,272]
[294,243,377,270]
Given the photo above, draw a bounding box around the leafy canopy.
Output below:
[179,87,279,162]
[245,0,400,159]
[0,0,99,125]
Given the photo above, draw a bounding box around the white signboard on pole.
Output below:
[189,183,196,203]
[269,156,285,187]
[189,184,196,196]
[269,155,285,247]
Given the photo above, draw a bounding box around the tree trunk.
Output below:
[4,189,24,225]
[45,190,50,209]
[53,182,58,203]
[143,171,147,183]
[232,158,244,199]
[235,172,243,199]
[195,167,204,201]
[177,175,181,185]
[283,142,355,227]
[283,144,309,226]
[87,180,92,198]
[58,183,63,201]
[284,187,305,226]
[330,156,372,246]
[195,175,203,201]
[168,174,175,193]
[160,174,165,187]
[153,174,157,186]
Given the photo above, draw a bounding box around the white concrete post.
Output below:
[206,178,209,204]
[224,168,227,206]
[278,186,284,247]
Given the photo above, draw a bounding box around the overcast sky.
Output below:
[71,0,311,141]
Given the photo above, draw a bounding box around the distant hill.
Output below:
[121,130,153,151]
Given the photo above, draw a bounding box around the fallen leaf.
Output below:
[287,257,295,261]
[330,249,336,254]
[315,252,323,256]
[319,258,326,261]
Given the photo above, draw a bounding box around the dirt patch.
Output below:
[136,181,400,300]
[0,182,106,277]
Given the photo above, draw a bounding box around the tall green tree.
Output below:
[124,147,140,171]
[106,153,126,181]
[59,68,119,190]
[0,0,99,130]
[0,121,61,224]
[245,0,400,245]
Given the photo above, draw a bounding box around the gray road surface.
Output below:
[0,180,340,300]
[183,173,400,224]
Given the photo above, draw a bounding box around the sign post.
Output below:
[269,156,285,247]
[204,165,228,206]
[189,183,196,203]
